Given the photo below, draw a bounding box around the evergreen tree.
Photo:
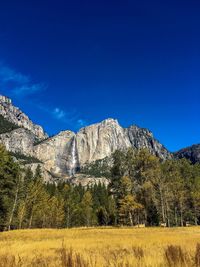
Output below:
[81,191,94,226]
[0,145,21,230]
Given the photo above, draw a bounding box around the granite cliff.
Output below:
[32,118,172,178]
[0,95,172,182]
[0,95,47,140]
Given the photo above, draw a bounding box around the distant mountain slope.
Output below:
[174,144,200,164]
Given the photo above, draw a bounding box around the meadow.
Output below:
[0,227,200,267]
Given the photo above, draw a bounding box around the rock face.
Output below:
[126,125,169,160]
[25,163,55,183]
[0,128,37,155]
[33,118,171,178]
[0,95,172,182]
[0,95,47,140]
[69,174,110,187]
[33,130,76,178]
[76,119,131,165]
[76,119,171,165]
[174,144,200,164]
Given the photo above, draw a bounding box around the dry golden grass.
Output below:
[0,227,200,266]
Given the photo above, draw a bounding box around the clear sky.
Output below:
[0,0,199,152]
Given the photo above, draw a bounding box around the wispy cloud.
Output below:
[0,62,88,131]
[12,83,47,97]
[38,103,88,129]
[53,107,66,120]
[0,63,46,97]
[0,65,30,84]
[77,119,87,128]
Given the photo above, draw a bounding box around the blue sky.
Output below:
[0,0,199,152]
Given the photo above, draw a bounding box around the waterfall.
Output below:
[69,137,77,176]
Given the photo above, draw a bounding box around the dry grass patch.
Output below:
[0,227,200,266]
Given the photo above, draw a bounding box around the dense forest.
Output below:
[0,144,200,230]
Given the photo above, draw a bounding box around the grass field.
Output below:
[0,227,200,267]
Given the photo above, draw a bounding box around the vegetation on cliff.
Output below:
[0,114,19,134]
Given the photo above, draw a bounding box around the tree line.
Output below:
[0,144,200,230]
[110,149,200,227]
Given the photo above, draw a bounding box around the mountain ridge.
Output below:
[1,94,198,183]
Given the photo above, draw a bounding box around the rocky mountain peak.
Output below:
[101,118,119,125]
[128,125,153,137]
[76,118,131,166]
[79,118,119,133]
[50,130,75,140]
[0,95,12,104]
[0,94,47,140]
[126,125,169,160]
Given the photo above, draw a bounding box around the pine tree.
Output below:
[17,167,34,229]
[81,191,93,227]
[0,145,21,230]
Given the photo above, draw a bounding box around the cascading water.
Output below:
[69,137,77,176]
